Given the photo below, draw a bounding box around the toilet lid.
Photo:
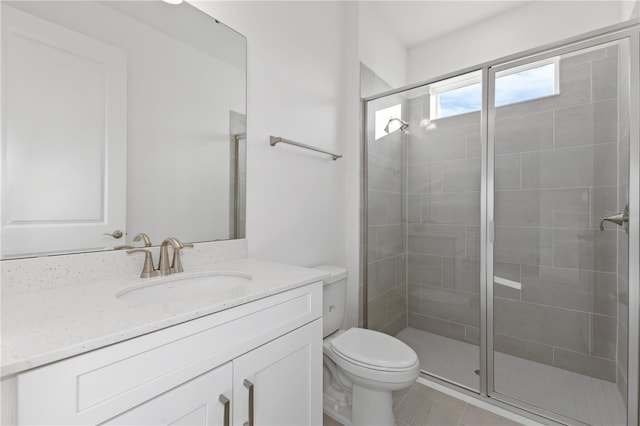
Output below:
[330,328,418,370]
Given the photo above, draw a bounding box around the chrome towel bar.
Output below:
[269,136,342,160]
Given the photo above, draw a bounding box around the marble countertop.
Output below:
[1,258,329,377]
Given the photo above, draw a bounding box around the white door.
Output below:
[1,5,126,258]
[232,320,322,426]
[104,362,233,426]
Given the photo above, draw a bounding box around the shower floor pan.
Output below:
[397,327,626,426]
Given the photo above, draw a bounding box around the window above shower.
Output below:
[494,60,558,106]
[430,58,559,119]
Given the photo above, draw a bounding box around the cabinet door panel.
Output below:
[233,320,322,426]
[104,362,232,426]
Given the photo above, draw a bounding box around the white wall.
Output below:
[408,1,626,84]
[620,0,640,20]
[358,2,407,90]
[192,1,359,311]
[342,2,362,330]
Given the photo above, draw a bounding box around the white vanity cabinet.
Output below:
[8,282,322,426]
[105,362,233,426]
[233,321,321,426]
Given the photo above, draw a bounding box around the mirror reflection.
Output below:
[1,0,247,259]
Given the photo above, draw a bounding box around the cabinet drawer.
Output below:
[17,282,321,425]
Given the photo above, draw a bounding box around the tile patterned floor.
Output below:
[323,382,523,426]
[394,383,523,426]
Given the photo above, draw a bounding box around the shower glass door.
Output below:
[399,70,483,392]
[364,68,483,392]
[489,37,632,425]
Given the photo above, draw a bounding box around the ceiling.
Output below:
[367,1,532,48]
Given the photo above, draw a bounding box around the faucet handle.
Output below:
[599,205,629,233]
[133,233,152,247]
[171,242,194,273]
[127,248,158,278]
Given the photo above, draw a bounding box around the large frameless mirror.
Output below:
[1,0,247,259]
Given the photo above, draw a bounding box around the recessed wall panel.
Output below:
[5,32,105,223]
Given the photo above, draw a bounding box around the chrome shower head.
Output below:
[384,117,409,134]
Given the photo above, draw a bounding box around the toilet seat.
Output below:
[329,328,418,372]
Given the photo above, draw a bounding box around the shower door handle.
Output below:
[600,205,629,233]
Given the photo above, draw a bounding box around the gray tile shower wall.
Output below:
[406,82,482,346]
[363,64,408,335]
[361,64,393,328]
[406,46,622,382]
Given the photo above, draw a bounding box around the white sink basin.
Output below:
[116,271,253,302]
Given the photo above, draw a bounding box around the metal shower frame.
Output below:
[362,19,640,426]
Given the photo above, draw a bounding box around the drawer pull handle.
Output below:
[243,379,254,426]
[218,394,230,426]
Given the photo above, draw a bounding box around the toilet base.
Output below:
[351,383,395,426]
[323,394,352,426]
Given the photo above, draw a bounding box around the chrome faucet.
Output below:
[158,237,194,275]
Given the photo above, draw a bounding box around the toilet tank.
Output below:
[313,265,348,338]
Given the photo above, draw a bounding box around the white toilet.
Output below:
[315,265,420,426]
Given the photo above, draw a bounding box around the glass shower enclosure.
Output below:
[363,23,638,426]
